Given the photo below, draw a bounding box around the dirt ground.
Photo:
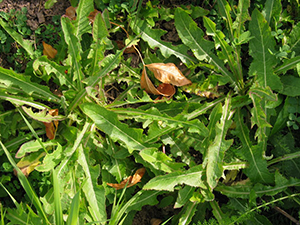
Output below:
[0,0,176,224]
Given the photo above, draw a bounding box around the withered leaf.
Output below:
[107,168,146,190]
[42,109,59,140]
[65,6,77,20]
[88,9,100,23]
[141,66,176,99]
[42,41,57,59]
[146,63,191,86]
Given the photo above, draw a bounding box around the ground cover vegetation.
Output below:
[0,0,300,224]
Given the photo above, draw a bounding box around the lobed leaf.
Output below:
[174,8,237,88]
[143,165,204,191]
[0,67,60,102]
[77,146,106,223]
[80,103,150,153]
[205,97,233,189]
[235,109,273,183]
[248,8,282,91]
[130,18,195,65]
[61,17,84,87]
[74,0,93,38]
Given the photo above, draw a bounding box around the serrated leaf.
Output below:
[287,22,300,54]
[36,144,63,172]
[0,67,60,102]
[203,16,242,86]
[80,103,149,153]
[112,107,209,136]
[143,165,204,191]
[174,185,196,208]
[0,91,49,109]
[130,18,195,65]
[74,0,93,38]
[235,109,273,183]
[249,8,282,91]
[217,0,234,40]
[88,12,110,76]
[262,0,282,25]
[249,91,272,141]
[233,0,250,35]
[15,139,55,158]
[125,190,162,212]
[178,201,198,225]
[77,146,106,223]
[216,171,300,198]
[61,17,84,86]
[139,148,185,173]
[0,18,35,59]
[274,56,300,74]
[174,8,237,88]
[279,75,300,96]
[205,97,233,189]
[33,56,75,89]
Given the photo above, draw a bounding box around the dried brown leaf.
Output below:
[146,63,191,86]
[42,41,57,59]
[88,9,100,23]
[150,218,163,225]
[141,66,161,95]
[42,109,59,140]
[65,6,77,20]
[107,168,146,190]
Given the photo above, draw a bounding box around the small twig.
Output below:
[272,206,300,225]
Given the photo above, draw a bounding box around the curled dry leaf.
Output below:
[43,109,59,140]
[107,168,146,190]
[42,41,57,59]
[65,6,77,20]
[146,63,191,86]
[141,66,176,98]
[88,9,100,23]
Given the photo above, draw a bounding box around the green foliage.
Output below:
[1,0,300,225]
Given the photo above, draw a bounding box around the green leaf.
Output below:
[287,22,300,54]
[233,0,250,36]
[66,191,80,225]
[205,97,233,189]
[203,16,242,87]
[15,139,55,158]
[74,0,93,38]
[81,103,149,153]
[274,56,300,74]
[0,91,49,110]
[174,8,237,88]
[139,148,185,173]
[217,0,234,40]
[235,109,273,183]
[44,0,57,9]
[0,18,35,59]
[174,186,196,208]
[36,143,63,172]
[88,12,110,76]
[77,146,106,223]
[53,169,63,225]
[249,8,282,91]
[178,201,198,225]
[0,141,49,224]
[279,75,300,96]
[22,106,65,123]
[143,165,204,191]
[125,190,162,212]
[61,17,84,87]
[262,0,282,25]
[130,17,195,65]
[33,56,75,89]
[112,107,209,136]
[0,67,60,102]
